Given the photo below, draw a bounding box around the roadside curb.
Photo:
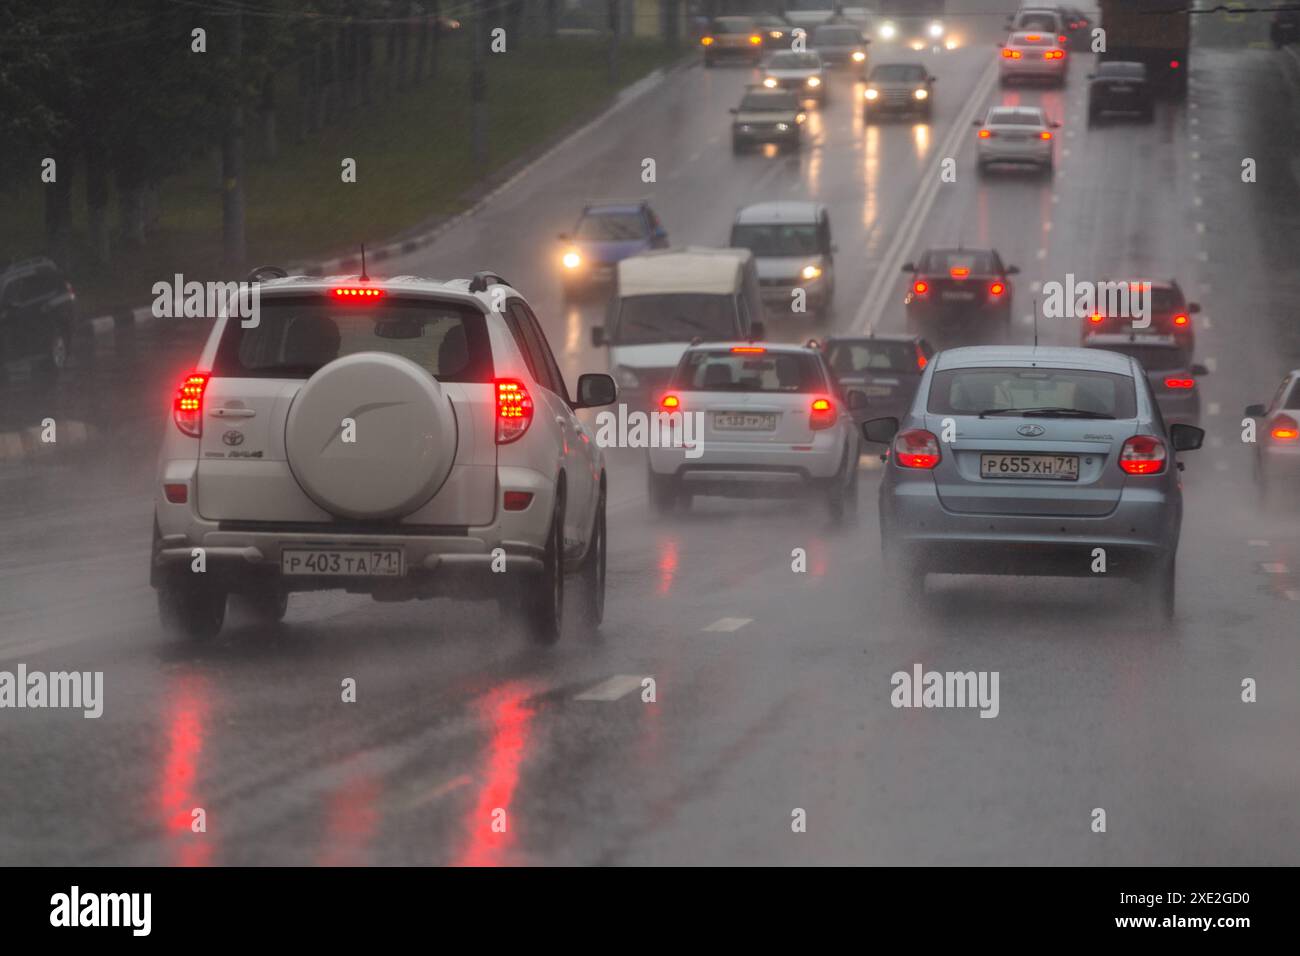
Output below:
[82,53,696,339]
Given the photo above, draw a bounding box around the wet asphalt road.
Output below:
[2,3,1299,865]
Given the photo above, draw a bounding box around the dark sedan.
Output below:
[1088,61,1154,124]
[903,248,1018,329]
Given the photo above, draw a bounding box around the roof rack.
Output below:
[468,271,511,293]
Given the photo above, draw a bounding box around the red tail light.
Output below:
[913,280,930,294]
[1172,313,1189,327]
[1271,414,1299,441]
[1057,35,1067,44]
[950,267,970,279]
[989,281,1006,297]
[731,346,766,353]
[1119,434,1167,475]
[331,287,384,299]
[978,129,994,138]
[1002,49,1022,59]
[496,379,533,444]
[810,396,836,431]
[503,491,534,511]
[1169,59,1180,69]
[173,372,209,437]
[1088,312,1104,324]
[917,352,928,370]
[894,428,940,469]
[661,394,680,410]
[163,483,189,504]
[1040,130,1053,139]
[1164,377,1195,390]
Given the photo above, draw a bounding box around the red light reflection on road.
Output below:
[159,676,213,866]
[658,535,680,595]
[318,767,381,866]
[454,684,535,867]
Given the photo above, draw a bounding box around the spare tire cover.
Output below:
[285,352,456,520]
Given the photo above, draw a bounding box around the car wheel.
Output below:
[977,160,990,177]
[1043,157,1055,177]
[1087,109,1100,127]
[731,137,745,155]
[1150,554,1176,622]
[158,584,227,641]
[234,585,289,624]
[509,494,565,645]
[648,468,678,514]
[705,56,715,68]
[578,486,606,627]
[36,325,69,378]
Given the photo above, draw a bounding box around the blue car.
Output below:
[557,201,668,298]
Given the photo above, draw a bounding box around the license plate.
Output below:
[943,290,976,301]
[281,548,404,576]
[1004,134,1028,141]
[714,412,778,431]
[980,454,1079,480]
[864,385,894,397]
[1110,84,1133,93]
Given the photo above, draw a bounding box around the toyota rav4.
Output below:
[150,268,617,645]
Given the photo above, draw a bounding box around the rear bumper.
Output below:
[649,433,845,483]
[881,476,1179,576]
[977,140,1053,164]
[1000,61,1067,81]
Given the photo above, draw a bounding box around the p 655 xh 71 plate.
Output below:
[980,453,1079,480]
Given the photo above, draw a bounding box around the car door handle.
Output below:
[211,408,256,418]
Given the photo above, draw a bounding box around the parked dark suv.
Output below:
[0,257,77,378]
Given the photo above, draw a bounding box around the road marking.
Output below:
[1191,150,1200,160]
[703,617,753,632]
[1051,192,1060,204]
[1209,435,1223,448]
[574,674,648,701]
[399,774,473,811]
[1190,116,1199,126]
[1261,563,1289,575]
[1248,540,1270,547]
[1036,248,1047,260]
[1200,316,1211,330]
[1193,195,1203,206]
[1062,147,1070,157]
[1031,280,1042,292]
[1197,250,1209,262]
[1214,461,1229,471]
[1020,313,1034,325]
[1205,356,1217,372]
[1207,401,1220,415]
[1195,222,1205,233]
[1284,590,1300,602]
[852,60,998,332]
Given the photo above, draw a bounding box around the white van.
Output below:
[591,247,766,403]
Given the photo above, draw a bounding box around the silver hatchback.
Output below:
[862,346,1204,617]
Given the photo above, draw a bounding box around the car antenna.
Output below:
[1032,295,1040,358]
[359,244,370,282]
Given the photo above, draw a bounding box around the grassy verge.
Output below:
[0,36,680,319]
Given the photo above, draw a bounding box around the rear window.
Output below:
[920,250,997,273]
[673,350,825,393]
[1098,63,1146,80]
[1015,14,1059,31]
[827,341,919,375]
[613,294,737,345]
[768,52,821,69]
[212,295,493,381]
[1089,344,1185,372]
[987,110,1043,126]
[928,367,1138,418]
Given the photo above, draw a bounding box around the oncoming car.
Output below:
[557,201,668,298]
[761,51,828,105]
[729,202,836,321]
[862,346,1204,618]
[862,62,934,121]
[810,23,870,73]
[730,87,806,153]
[150,269,618,645]
[647,342,863,519]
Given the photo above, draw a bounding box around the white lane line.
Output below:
[574,674,648,701]
[1191,150,1201,160]
[1020,313,1034,325]
[1261,563,1289,575]
[1201,316,1212,330]
[1284,590,1300,602]
[1205,356,1217,372]
[1215,461,1229,471]
[399,774,473,811]
[1197,250,1209,261]
[1248,540,1271,547]
[852,60,998,333]
[1031,280,1042,292]
[1195,222,1205,233]
[1052,192,1060,203]
[1193,195,1203,206]
[1207,401,1221,415]
[703,617,753,632]
[1036,248,1047,260]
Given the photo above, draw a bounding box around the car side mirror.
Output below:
[575,373,617,409]
[1188,302,1201,313]
[1169,423,1204,452]
[862,416,898,444]
[1190,363,1209,376]
[590,326,607,348]
[901,261,915,272]
[749,320,766,340]
[1244,403,1266,417]
[1005,265,1020,275]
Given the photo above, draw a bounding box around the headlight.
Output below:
[807,76,821,87]
[775,122,791,131]
[561,251,582,269]
[769,30,784,39]
[801,265,823,281]
[763,76,778,88]
[929,22,944,38]
[880,22,896,39]
[795,112,807,124]
[852,50,866,62]
[864,87,879,100]
[914,88,928,100]
[614,366,640,388]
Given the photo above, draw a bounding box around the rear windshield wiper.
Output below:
[979,406,1115,420]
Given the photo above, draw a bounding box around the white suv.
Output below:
[150,269,617,644]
